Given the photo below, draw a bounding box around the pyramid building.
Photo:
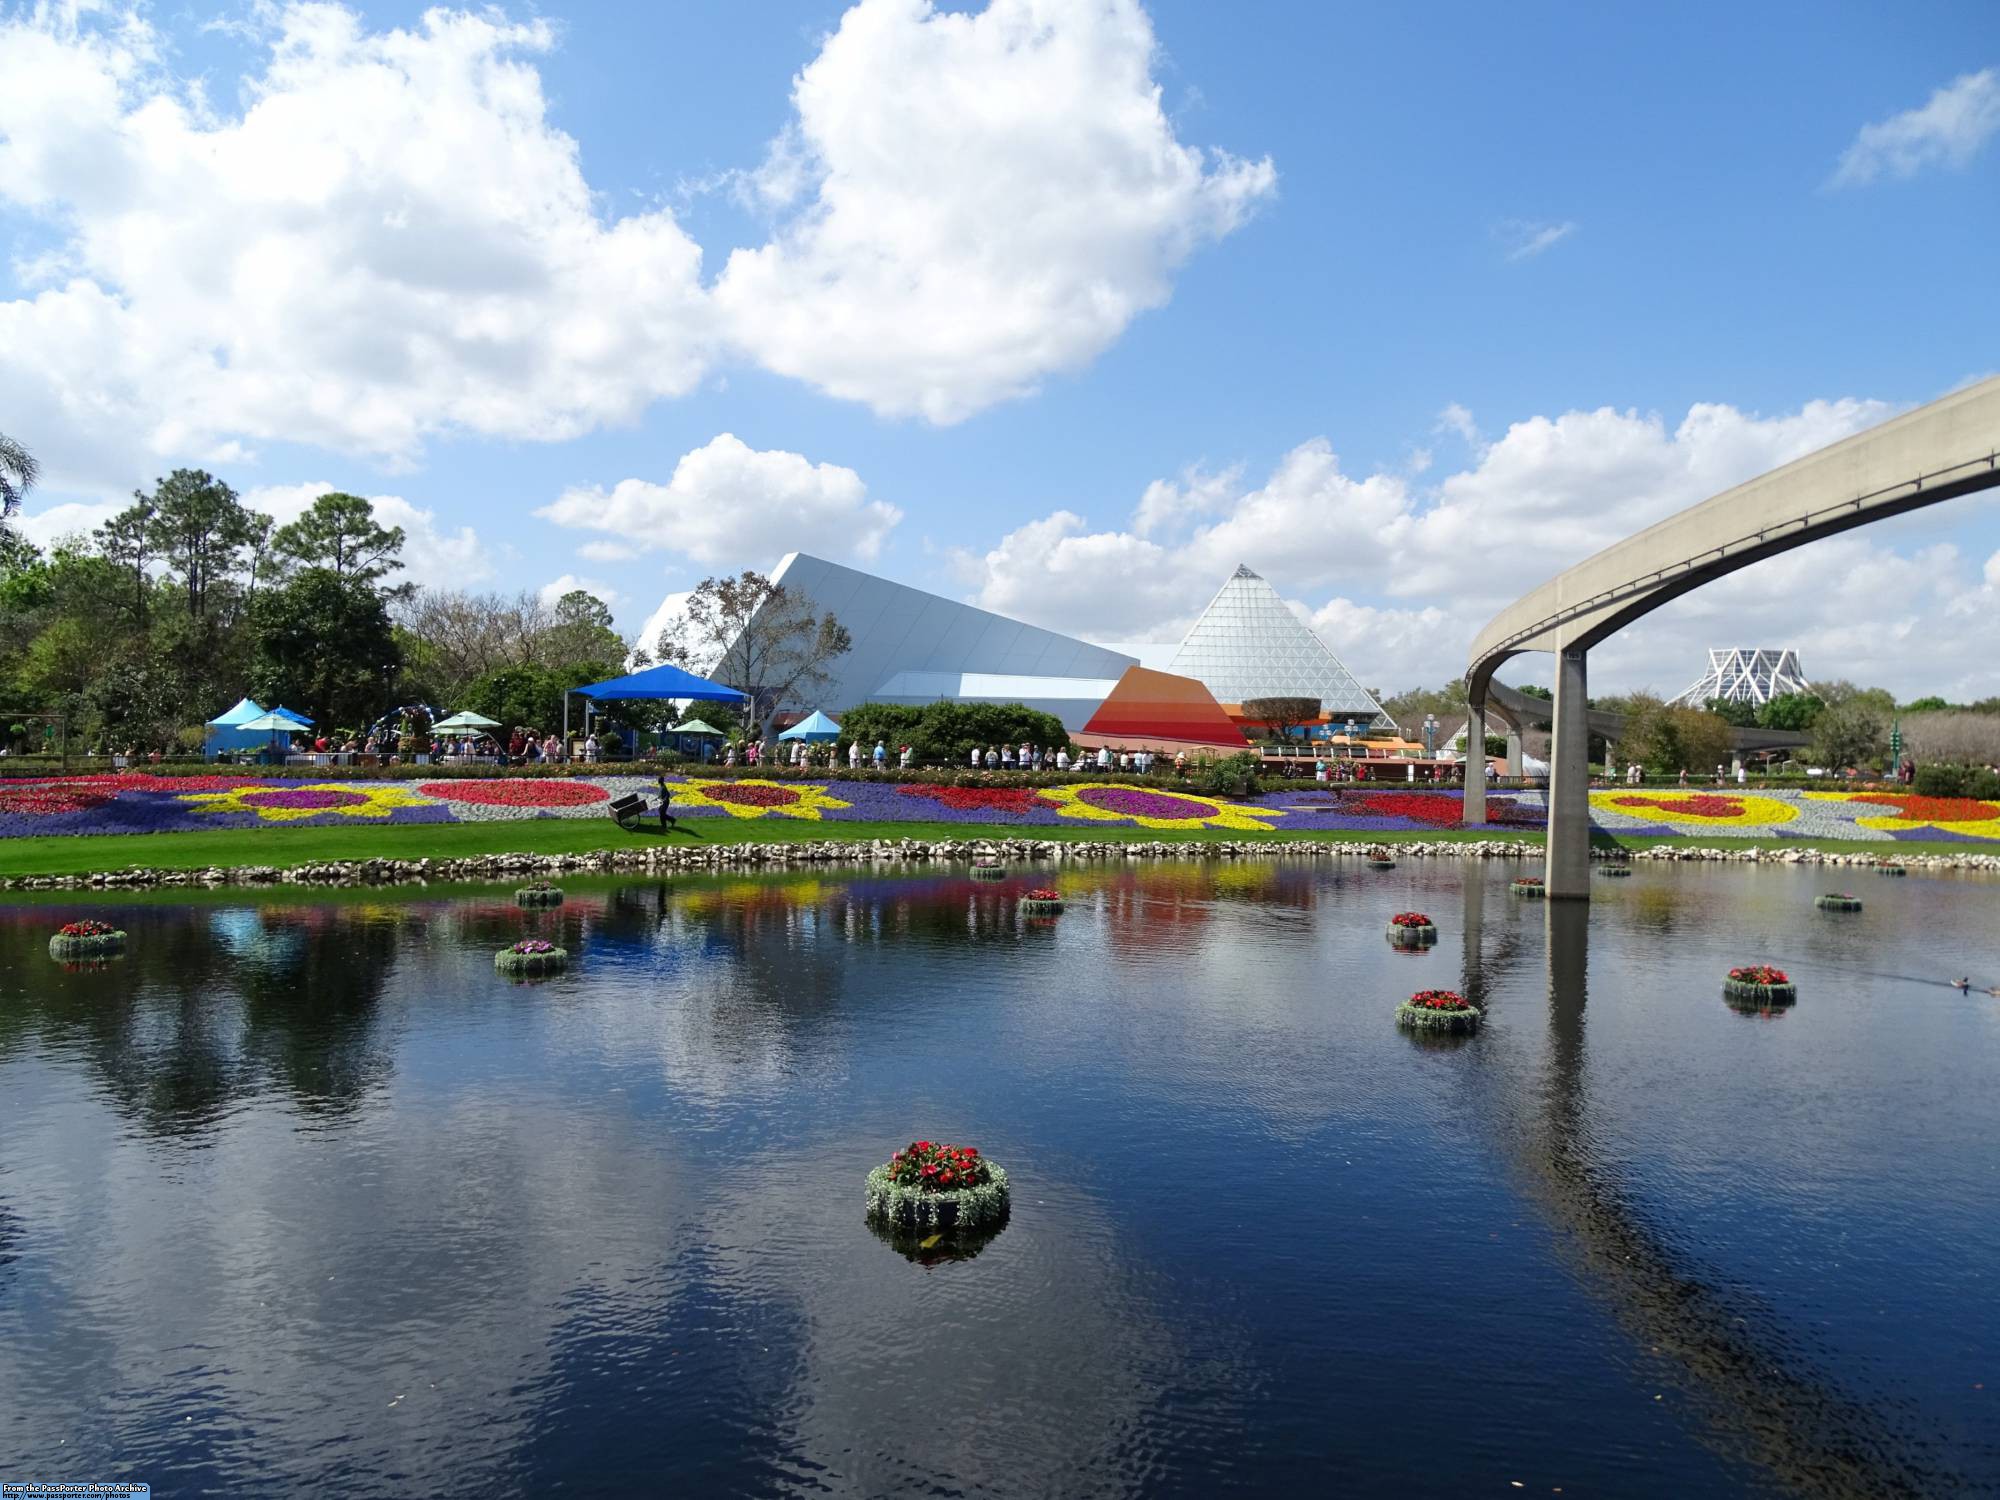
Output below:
[1079,666,1250,749]
[1166,566,1387,722]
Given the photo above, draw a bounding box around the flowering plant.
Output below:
[1024,889,1062,902]
[1407,989,1472,1012]
[509,938,559,955]
[1388,912,1433,928]
[1728,965,1789,986]
[58,919,119,937]
[881,1141,991,1193]
[1512,876,1544,886]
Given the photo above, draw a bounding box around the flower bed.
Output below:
[1396,989,1479,1033]
[1510,876,1546,897]
[495,938,569,975]
[1722,964,1796,1005]
[1814,892,1863,912]
[1386,910,1436,945]
[865,1141,1010,1230]
[515,880,566,908]
[48,918,127,959]
[1019,888,1065,914]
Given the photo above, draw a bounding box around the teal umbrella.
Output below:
[777,710,842,742]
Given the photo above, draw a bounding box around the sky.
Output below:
[2,0,1996,701]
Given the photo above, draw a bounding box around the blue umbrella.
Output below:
[777,710,842,742]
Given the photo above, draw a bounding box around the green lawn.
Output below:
[0,815,1981,879]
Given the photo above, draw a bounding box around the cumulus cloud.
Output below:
[0,0,1274,488]
[1495,218,1577,261]
[954,394,2000,695]
[537,573,618,608]
[711,0,1276,422]
[0,4,711,476]
[1832,67,2000,186]
[538,433,902,565]
[240,482,492,590]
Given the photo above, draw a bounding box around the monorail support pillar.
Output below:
[1462,692,1487,826]
[1545,646,1591,900]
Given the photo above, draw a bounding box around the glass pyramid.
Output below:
[1166,565,1387,720]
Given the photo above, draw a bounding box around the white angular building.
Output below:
[1166,566,1385,720]
[1671,648,1812,708]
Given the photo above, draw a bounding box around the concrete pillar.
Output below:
[1545,645,1591,900]
[1505,730,1524,778]
[1462,695,1486,826]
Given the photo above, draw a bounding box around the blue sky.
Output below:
[2,0,1995,697]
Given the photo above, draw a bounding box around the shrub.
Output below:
[1913,763,2000,799]
[1198,751,1263,799]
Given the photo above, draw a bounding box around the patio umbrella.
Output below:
[433,711,501,734]
[669,719,724,736]
[269,705,314,726]
[777,710,842,742]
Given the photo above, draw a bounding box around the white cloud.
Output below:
[1832,67,2000,186]
[711,0,1276,422]
[1495,218,1577,261]
[11,499,123,552]
[576,539,641,564]
[953,393,2000,696]
[241,482,492,590]
[538,433,902,565]
[538,574,618,608]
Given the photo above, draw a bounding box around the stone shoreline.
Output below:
[5,836,1998,891]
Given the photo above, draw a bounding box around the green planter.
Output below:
[495,944,569,975]
[1510,879,1546,898]
[970,864,1007,881]
[1873,865,1907,877]
[1722,978,1797,1005]
[1366,858,1397,871]
[48,930,126,961]
[1396,998,1481,1034]
[1385,922,1437,947]
[1019,896,1065,915]
[1814,893,1863,912]
[865,1162,1011,1230]
[515,885,565,908]
[1596,865,1633,878]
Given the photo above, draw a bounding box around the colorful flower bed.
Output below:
[495,937,568,975]
[1387,910,1437,946]
[865,1141,1011,1230]
[1396,989,1480,1033]
[1020,888,1064,913]
[1723,964,1796,1005]
[4,775,1996,844]
[49,917,127,959]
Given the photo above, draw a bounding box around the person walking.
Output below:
[873,739,887,769]
[984,746,999,770]
[848,738,863,770]
[655,773,675,831]
[970,745,982,770]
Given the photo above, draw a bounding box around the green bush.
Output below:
[833,700,1070,766]
[1198,751,1263,798]
[1913,763,2000,799]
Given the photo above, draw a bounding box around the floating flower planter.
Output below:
[865,1141,1010,1231]
[1396,989,1480,1033]
[514,880,565,908]
[1386,911,1437,946]
[1510,876,1546,898]
[1722,964,1796,1005]
[48,919,126,960]
[1874,864,1907,877]
[970,859,1007,881]
[1596,864,1633,878]
[495,938,569,975]
[1815,892,1863,912]
[1019,888,1065,914]
[1365,847,1396,869]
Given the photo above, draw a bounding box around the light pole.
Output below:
[1422,713,1438,757]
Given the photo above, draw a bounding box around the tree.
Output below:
[1703,696,1759,729]
[95,499,158,629]
[1615,693,1734,775]
[142,469,255,623]
[1900,711,2000,768]
[834,700,1069,765]
[543,589,626,666]
[250,569,401,729]
[1813,679,1896,718]
[0,430,39,519]
[1900,695,1952,714]
[657,572,850,741]
[1809,701,1886,771]
[1241,696,1322,741]
[1757,692,1824,732]
[271,492,405,587]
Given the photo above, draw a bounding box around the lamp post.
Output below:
[1422,713,1438,757]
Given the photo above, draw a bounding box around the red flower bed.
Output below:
[1611,794,1744,818]
[882,1141,992,1193]
[1848,793,1999,823]
[1338,792,1466,826]
[1025,888,1062,901]
[1407,989,1473,1012]
[57,919,119,937]
[0,782,122,816]
[896,784,1042,812]
[1729,965,1789,986]
[419,780,610,807]
[1389,912,1433,927]
[692,782,801,807]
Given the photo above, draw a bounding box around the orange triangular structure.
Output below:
[1081,667,1249,749]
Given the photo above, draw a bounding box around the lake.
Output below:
[2,860,1996,1497]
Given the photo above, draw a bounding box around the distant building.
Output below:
[1163,566,1386,722]
[1671,648,1811,708]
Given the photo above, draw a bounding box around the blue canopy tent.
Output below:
[777,710,841,742]
[204,697,270,760]
[269,705,314,727]
[565,662,746,751]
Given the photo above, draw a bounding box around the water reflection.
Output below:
[0,864,1994,1495]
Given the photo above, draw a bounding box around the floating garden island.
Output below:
[1874,864,1908,877]
[1365,848,1396,870]
[1385,911,1437,947]
[1596,864,1633,878]
[970,858,1008,881]
[515,880,565,908]
[1815,892,1864,912]
[48,919,126,960]
[1722,964,1796,1006]
[1510,876,1546,898]
[865,1140,1010,1231]
[1019,888,1065,915]
[1396,989,1480,1034]
[495,938,569,975]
